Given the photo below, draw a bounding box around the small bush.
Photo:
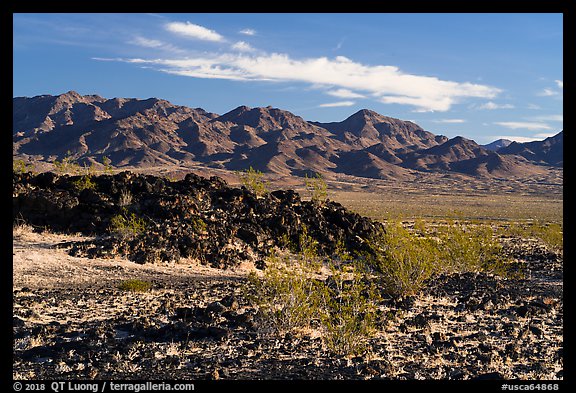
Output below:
[437,221,507,274]
[319,262,380,356]
[117,279,152,292]
[368,221,441,296]
[305,173,328,204]
[13,159,34,174]
[249,244,380,356]
[239,166,268,197]
[190,216,207,234]
[109,212,147,240]
[102,156,113,174]
[248,251,322,335]
[53,151,80,175]
[501,221,563,254]
[72,175,97,192]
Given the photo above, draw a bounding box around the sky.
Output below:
[13,13,563,144]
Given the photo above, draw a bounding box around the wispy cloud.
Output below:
[129,36,185,53]
[492,135,554,143]
[555,79,563,89]
[326,88,365,99]
[101,52,500,112]
[318,101,356,108]
[239,28,256,36]
[530,114,563,122]
[493,132,557,143]
[538,88,558,97]
[432,119,466,124]
[130,36,163,48]
[231,41,256,52]
[475,101,515,110]
[494,121,552,131]
[165,21,224,42]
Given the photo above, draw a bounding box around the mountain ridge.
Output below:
[13,92,562,180]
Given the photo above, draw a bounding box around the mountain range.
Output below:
[13,91,563,180]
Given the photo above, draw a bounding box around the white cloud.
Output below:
[231,41,255,52]
[165,21,224,42]
[539,88,558,97]
[239,28,256,36]
[319,101,356,108]
[555,79,563,89]
[130,36,163,48]
[492,134,555,143]
[530,114,563,122]
[476,101,515,110]
[494,121,552,131]
[432,119,466,124]
[326,88,365,99]
[492,136,543,143]
[98,51,501,112]
[129,36,184,54]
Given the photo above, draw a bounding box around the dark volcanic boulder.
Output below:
[13,170,384,268]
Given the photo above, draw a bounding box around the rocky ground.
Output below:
[13,226,562,380]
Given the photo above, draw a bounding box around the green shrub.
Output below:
[102,156,113,174]
[249,245,380,356]
[500,221,563,254]
[368,220,441,296]
[319,262,380,356]
[117,279,152,292]
[53,151,80,175]
[305,173,328,204]
[109,212,147,240]
[437,221,507,274]
[72,175,97,191]
[239,166,268,197]
[190,216,207,234]
[13,159,34,174]
[248,251,322,335]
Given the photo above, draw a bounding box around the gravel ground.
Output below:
[13,228,562,380]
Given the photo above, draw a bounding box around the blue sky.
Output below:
[13,13,563,144]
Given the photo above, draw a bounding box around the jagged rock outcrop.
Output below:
[13,171,384,268]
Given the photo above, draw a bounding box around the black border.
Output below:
[7,1,571,390]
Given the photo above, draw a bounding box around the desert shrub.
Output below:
[366,219,511,296]
[118,190,133,207]
[239,166,268,197]
[72,174,97,192]
[319,262,380,356]
[437,221,508,274]
[190,216,207,234]
[117,279,152,292]
[13,159,34,174]
[501,221,563,254]
[109,211,147,240]
[53,151,80,175]
[102,156,113,174]
[248,251,322,335]
[305,173,328,204]
[249,241,380,356]
[367,220,441,296]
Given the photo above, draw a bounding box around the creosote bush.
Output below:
[305,173,328,204]
[249,229,380,356]
[117,279,152,292]
[238,166,268,197]
[109,211,147,240]
[367,219,512,296]
[249,219,519,355]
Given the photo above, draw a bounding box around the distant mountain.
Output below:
[498,132,563,166]
[13,92,561,180]
[482,139,513,152]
